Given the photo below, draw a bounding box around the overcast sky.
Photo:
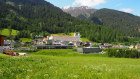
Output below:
[45,0,140,16]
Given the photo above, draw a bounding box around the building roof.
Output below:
[43,38,48,41]
[71,40,76,42]
[52,35,74,37]
[136,43,140,45]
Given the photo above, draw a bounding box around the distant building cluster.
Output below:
[0,32,140,54]
[35,32,81,47]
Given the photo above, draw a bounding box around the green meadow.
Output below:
[20,38,32,42]
[0,49,140,79]
[0,29,19,36]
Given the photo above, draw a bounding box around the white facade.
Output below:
[48,33,81,46]
[49,33,80,42]
[0,46,10,53]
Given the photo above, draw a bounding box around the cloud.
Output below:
[120,8,134,13]
[72,0,106,7]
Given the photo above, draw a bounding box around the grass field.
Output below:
[80,38,91,42]
[0,29,19,36]
[0,49,140,79]
[20,38,32,42]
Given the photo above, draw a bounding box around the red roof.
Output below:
[71,40,76,42]
[43,38,48,41]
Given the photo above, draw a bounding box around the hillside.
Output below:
[0,0,128,42]
[89,8,140,37]
[63,7,140,37]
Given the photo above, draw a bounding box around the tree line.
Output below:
[107,48,140,58]
[89,8,140,37]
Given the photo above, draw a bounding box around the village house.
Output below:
[129,45,134,50]
[135,43,140,51]
[4,40,15,47]
[43,37,52,44]
[0,35,11,53]
[49,33,80,42]
[99,43,112,48]
[33,40,44,45]
[48,33,81,47]
[35,35,44,39]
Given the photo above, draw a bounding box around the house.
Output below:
[43,37,52,44]
[49,33,80,42]
[83,42,90,47]
[35,35,44,39]
[74,41,82,47]
[129,45,134,49]
[118,44,128,48]
[49,33,81,47]
[0,35,12,53]
[4,40,15,47]
[43,38,48,42]
[99,44,112,48]
[35,40,44,45]
[135,43,140,51]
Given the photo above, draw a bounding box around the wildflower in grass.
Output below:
[73,75,79,78]
[44,74,49,77]
[108,69,112,72]
[83,65,88,68]
[102,64,107,66]
[27,69,32,72]
[68,74,79,78]
[26,75,30,79]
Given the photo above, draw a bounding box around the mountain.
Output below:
[63,7,140,37]
[0,0,128,42]
[62,6,97,19]
[89,8,140,37]
[0,0,81,33]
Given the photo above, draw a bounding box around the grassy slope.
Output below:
[80,38,91,42]
[0,49,140,79]
[20,38,32,42]
[0,29,19,36]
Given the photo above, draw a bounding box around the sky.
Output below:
[45,0,140,16]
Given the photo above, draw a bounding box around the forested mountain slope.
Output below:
[63,7,140,37]
[89,9,140,37]
[0,0,128,42]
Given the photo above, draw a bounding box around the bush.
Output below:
[107,48,140,58]
[18,49,39,53]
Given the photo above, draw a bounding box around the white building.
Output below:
[49,33,81,46]
[135,43,140,51]
[49,32,80,42]
[129,45,134,49]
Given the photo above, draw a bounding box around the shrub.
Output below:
[107,48,140,58]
